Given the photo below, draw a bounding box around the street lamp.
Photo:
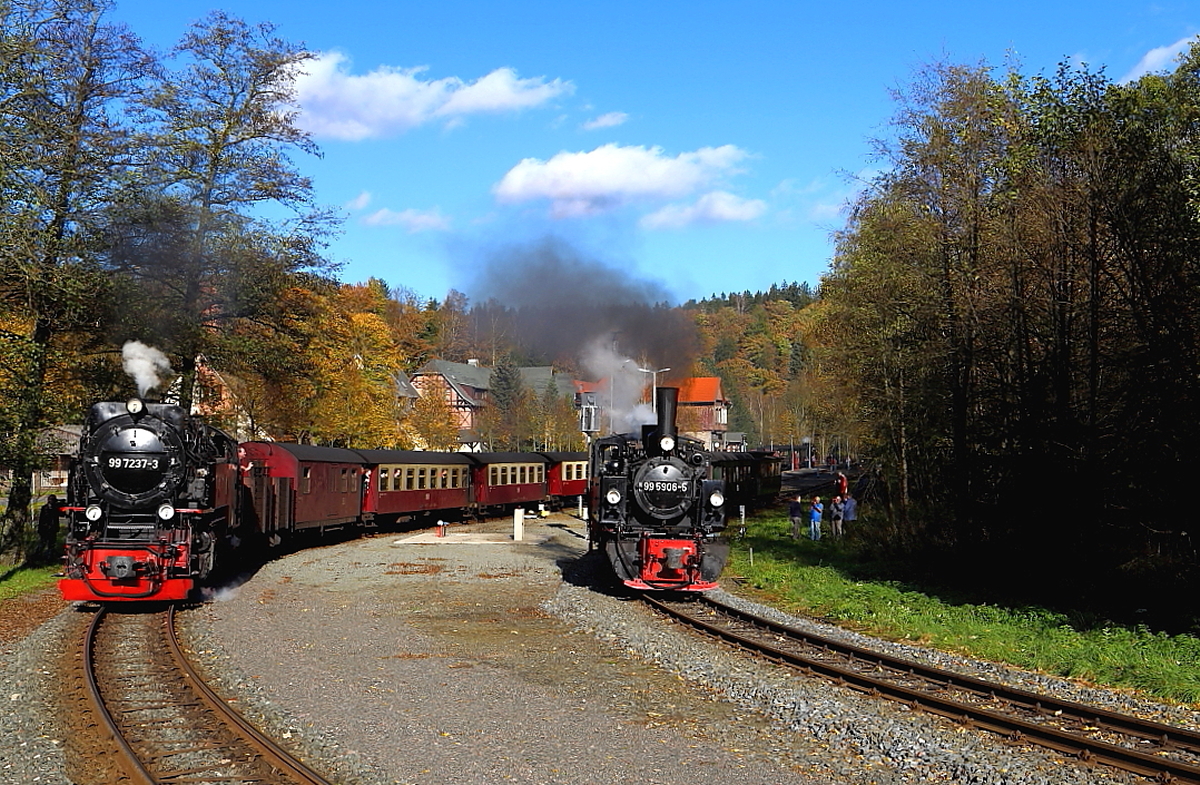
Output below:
[637,366,671,413]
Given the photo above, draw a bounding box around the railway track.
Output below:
[83,605,336,785]
[646,593,1200,784]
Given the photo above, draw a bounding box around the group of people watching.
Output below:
[788,472,857,541]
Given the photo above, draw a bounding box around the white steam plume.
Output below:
[582,337,655,435]
[122,341,173,397]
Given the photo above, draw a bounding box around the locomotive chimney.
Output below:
[657,386,678,439]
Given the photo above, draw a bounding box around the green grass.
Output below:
[0,564,60,601]
[728,509,1200,705]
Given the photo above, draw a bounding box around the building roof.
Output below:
[392,371,420,399]
[677,377,726,404]
[518,366,576,399]
[415,359,492,390]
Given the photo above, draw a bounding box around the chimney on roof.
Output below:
[467,359,479,366]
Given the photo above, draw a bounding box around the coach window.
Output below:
[518,465,526,484]
[302,467,311,494]
[415,467,425,490]
[391,468,401,491]
[402,467,413,491]
[379,468,389,492]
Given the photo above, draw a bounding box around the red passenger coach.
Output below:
[467,452,550,512]
[539,451,588,502]
[240,442,366,536]
[355,449,473,523]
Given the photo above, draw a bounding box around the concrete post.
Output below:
[513,508,524,541]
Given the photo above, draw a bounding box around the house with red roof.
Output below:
[676,377,731,450]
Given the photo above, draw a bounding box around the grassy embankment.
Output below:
[0,564,59,601]
[727,508,1200,705]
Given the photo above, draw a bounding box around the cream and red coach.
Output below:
[466,452,551,513]
[354,449,474,524]
[539,451,588,503]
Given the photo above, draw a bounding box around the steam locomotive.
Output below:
[59,399,240,601]
[588,387,729,591]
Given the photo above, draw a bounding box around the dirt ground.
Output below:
[0,585,68,647]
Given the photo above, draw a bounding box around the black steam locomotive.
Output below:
[59,399,241,601]
[588,387,729,590]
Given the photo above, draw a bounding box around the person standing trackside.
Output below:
[842,492,858,534]
[809,496,823,541]
[788,495,804,539]
[36,495,61,564]
[830,495,845,538]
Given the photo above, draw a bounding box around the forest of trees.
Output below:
[820,54,1200,626]
[3,0,1200,626]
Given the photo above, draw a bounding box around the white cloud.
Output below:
[581,111,629,130]
[493,143,750,217]
[295,52,574,140]
[361,207,451,232]
[1121,36,1196,83]
[345,191,372,211]
[640,191,767,229]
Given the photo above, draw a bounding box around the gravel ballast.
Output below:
[5,513,1196,784]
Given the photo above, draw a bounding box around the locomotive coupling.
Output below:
[103,556,137,579]
[662,547,687,570]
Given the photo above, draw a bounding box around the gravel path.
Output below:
[4,513,1197,784]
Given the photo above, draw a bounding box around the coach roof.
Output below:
[352,449,475,465]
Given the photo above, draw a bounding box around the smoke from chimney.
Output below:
[463,236,699,383]
[122,341,173,397]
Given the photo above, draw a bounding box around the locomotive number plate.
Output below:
[638,481,687,493]
[107,457,161,470]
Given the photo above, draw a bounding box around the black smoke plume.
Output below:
[463,237,699,380]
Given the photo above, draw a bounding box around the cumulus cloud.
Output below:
[361,207,451,232]
[493,143,750,217]
[295,52,574,140]
[345,191,372,211]
[1121,35,1196,83]
[640,191,767,229]
[581,111,629,130]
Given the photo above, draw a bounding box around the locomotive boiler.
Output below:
[588,387,729,590]
[59,399,240,601]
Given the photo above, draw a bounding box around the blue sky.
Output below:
[110,0,1199,306]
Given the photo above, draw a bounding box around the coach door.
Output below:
[247,465,293,535]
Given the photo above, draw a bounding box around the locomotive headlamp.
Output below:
[85,505,103,522]
[156,503,176,521]
[605,488,622,505]
[658,435,675,453]
[708,490,725,508]
[125,397,144,415]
